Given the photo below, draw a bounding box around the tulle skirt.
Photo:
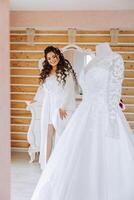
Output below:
[31,101,134,200]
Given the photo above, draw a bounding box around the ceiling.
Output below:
[10,0,134,10]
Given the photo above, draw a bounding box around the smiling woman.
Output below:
[38,46,77,170]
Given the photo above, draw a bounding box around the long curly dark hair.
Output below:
[39,46,77,87]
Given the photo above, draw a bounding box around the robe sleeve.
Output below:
[33,85,45,103]
[60,73,75,110]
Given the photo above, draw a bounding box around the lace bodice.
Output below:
[79,52,124,138]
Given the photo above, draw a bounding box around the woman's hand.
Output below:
[59,108,67,120]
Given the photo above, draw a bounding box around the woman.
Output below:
[39,46,77,170]
[32,43,134,200]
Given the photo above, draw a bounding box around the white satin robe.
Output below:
[39,73,76,170]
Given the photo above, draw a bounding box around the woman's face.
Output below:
[46,51,60,67]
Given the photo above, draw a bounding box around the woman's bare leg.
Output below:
[47,124,55,161]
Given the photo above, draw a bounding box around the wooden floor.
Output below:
[11,152,41,200]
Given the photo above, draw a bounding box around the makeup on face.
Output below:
[47,52,60,67]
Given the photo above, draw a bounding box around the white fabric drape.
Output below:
[39,74,76,170]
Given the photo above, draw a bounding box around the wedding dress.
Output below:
[31,43,134,200]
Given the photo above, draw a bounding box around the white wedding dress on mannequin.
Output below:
[31,43,134,200]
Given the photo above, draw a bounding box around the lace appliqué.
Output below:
[106,54,124,139]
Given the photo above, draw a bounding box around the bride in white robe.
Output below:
[39,46,77,170]
[31,43,134,200]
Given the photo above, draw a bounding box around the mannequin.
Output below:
[84,43,113,75]
[96,42,113,57]
[85,42,125,111]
